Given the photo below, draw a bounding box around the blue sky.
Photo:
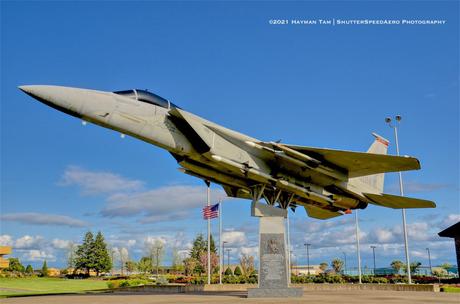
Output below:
[1,1,459,271]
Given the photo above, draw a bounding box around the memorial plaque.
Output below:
[259,233,287,288]
[247,202,303,298]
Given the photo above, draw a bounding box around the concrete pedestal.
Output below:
[247,202,303,298]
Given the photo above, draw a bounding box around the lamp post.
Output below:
[225,248,231,272]
[426,248,432,275]
[304,243,311,275]
[355,210,362,283]
[386,115,412,284]
[342,252,347,275]
[370,246,377,275]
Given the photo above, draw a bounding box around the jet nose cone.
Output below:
[18,85,85,118]
[18,85,53,100]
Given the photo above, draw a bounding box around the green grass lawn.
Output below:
[0,277,108,297]
[442,286,460,293]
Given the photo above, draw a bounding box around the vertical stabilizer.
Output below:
[367,132,389,155]
[350,133,389,193]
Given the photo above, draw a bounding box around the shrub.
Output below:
[234,266,242,276]
[107,281,120,289]
[224,267,233,276]
[119,280,130,287]
[156,276,168,285]
[191,277,205,284]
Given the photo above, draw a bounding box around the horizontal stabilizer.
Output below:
[284,144,421,178]
[364,193,436,209]
[304,205,342,220]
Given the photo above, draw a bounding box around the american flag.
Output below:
[202,203,219,219]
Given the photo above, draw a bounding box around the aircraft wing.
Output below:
[363,193,436,209]
[283,144,421,178]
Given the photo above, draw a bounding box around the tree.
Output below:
[225,267,233,276]
[93,232,112,276]
[184,257,198,276]
[7,258,25,272]
[409,262,422,274]
[319,262,328,272]
[25,264,33,274]
[125,260,137,274]
[440,263,452,271]
[138,257,153,274]
[75,231,96,275]
[41,260,49,277]
[240,254,255,276]
[109,246,117,275]
[146,240,164,275]
[208,234,217,254]
[172,247,183,272]
[432,268,447,277]
[190,233,217,274]
[199,251,219,275]
[234,265,242,276]
[66,242,78,271]
[119,247,129,276]
[190,234,206,260]
[331,258,344,273]
[390,260,404,274]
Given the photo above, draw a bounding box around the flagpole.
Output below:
[206,181,211,285]
[219,199,223,285]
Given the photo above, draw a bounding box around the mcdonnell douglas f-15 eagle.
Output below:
[19,85,436,219]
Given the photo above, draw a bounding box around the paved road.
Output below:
[2,290,459,304]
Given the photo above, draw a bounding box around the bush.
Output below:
[312,273,345,283]
[156,276,168,285]
[108,279,149,288]
[291,275,314,284]
[191,276,205,284]
[107,281,120,289]
[224,267,233,276]
[234,266,242,276]
[222,275,236,284]
[119,280,130,287]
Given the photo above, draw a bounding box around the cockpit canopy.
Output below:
[113,89,179,109]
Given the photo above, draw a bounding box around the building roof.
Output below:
[438,222,460,238]
[0,246,12,255]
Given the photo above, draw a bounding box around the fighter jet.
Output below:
[19,85,435,219]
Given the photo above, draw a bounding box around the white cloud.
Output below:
[101,185,225,222]
[1,212,88,228]
[22,250,55,262]
[144,236,168,247]
[373,228,395,243]
[222,230,247,245]
[0,235,13,246]
[51,239,71,249]
[441,214,460,227]
[14,235,45,249]
[240,246,258,257]
[387,181,450,193]
[60,165,144,195]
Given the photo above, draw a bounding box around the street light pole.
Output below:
[343,252,347,275]
[226,248,231,272]
[386,115,412,284]
[426,248,432,275]
[370,246,376,275]
[304,243,311,275]
[355,209,362,284]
